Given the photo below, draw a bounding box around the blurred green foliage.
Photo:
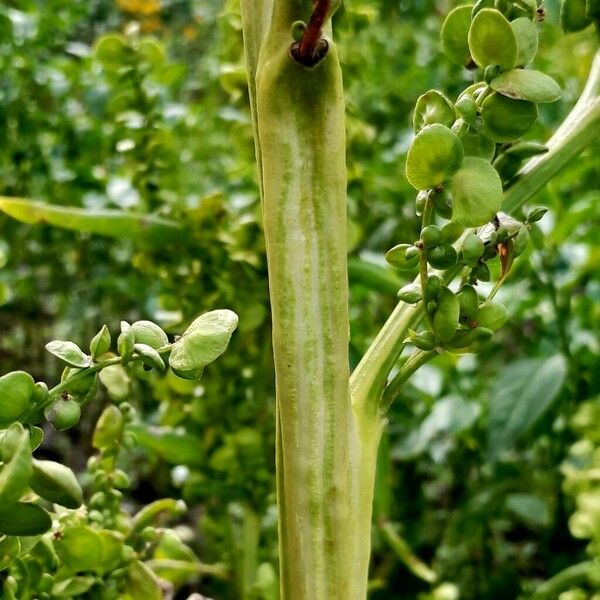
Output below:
[0,0,598,598]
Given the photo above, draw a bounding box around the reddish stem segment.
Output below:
[295,0,330,63]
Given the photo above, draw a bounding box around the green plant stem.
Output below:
[380,349,439,412]
[502,48,600,214]
[46,344,172,404]
[352,48,600,407]
[530,561,598,599]
[379,520,437,584]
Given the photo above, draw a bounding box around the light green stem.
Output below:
[502,48,600,214]
[247,1,384,597]
[353,49,600,404]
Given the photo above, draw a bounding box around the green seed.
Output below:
[468,9,518,70]
[397,283,423,304]
[385,244,420,271]
[433,287,460,342]
[408,330,438,351]
[427,244,458,269]
[476,301,508,330]
[461,232,485,267]
[458,284,480,319]
[413,90,455,132]
[425,275,443,302]
[31,460,83,509]
[421,225,443,248]
[441,221,465,244]
[45,398,81,431]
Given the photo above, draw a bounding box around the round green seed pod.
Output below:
[386,244,420,271]
[415,190,428,216]
[441,221,465,244]
[461,232,485,267]
[45,398,81,431]
[476,301,508,330]
[427,244,458,269]
[455,94,477,124]
[458,284,480,320]
[475,262,491,281]
[408,330,438,351]
[425,275,443,302]
[481,92,538,142]
[433,287,460,342]
[432,188,454,220]
[397,283,423,304]
[421,225,443,248]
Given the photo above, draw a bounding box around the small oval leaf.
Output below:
[481,92,538,142]
[510,17,538,65]
[441,6,474,67]
[169,310,239,380]
[448,157,503,227]
[0,502,52,536]
[490,69,562,103]
[468,9,518,70]
[406,124,464,191]
[31,460,83,509]
[45,341,91,369]
[0,371,35,427]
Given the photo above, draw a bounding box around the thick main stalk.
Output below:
[246,1,383,597]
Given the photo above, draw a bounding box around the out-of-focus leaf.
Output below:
[0,197,182,245]
[348,257,402,294]
[488,354,567,457]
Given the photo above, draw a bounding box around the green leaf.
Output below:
[45,341,91,368]
[169,309,239,380]
[94,34,127,65]
[31,460,83,509]
[0,424,32,505]
[505,493,551,527]
[0,502,52,536]
[457,126,496,161]
[54,526,104,573]
[468,9,517,70]
[131,321,169,349]
[52,576,96,597]
[413,90,455,133]
[405,124,464,191]
[448,157,503,227]
[510,17,538,65]
[90,325,111,360]
[490,69,562,103]
[347,258,402,295]
[0,371,35,427]
[93,405,124,450]
[98,364,130,401]
[128,424,205,468]
[441,6,474,67]
[0,536,20,572]
[0,198,182,245]
[123,560,163,600]
[488,354,567,457]
[560,0,592,31]
[481,92,538,142]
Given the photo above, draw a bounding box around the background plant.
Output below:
[0,0,598,598]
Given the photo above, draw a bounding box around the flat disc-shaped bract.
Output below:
[560,0,592,31]
[441,5,474,67]
[406,124,464,191]
[491,69,562,103]
[481,92,538,142]
[511,18,538,65]
[468,9,517,70]
[0,502,51,536]
[0,371,35,427]
[413,90,455,132]
[448,157,503,227]
[457,126,496,161]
